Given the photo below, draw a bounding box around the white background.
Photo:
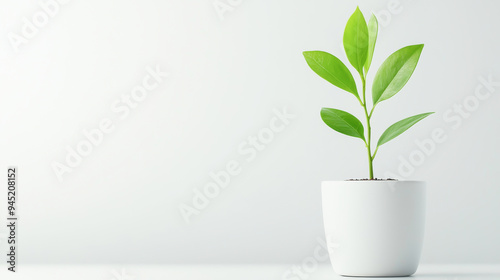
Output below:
[0,0,499,265]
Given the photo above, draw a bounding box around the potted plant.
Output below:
[303,7,432,277]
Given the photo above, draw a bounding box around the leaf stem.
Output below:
[361,75,374,179]
[369,105,376,119]
[372,147,379,160]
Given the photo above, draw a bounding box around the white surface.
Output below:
[0,0,499,264]
[1,265,500,280]
[322,181,425,276]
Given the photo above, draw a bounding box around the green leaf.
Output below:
[321,108,365,141]
[364,14,378,73]
[343,7,369,74]
[377,112,434,147]
[303,51,359,99]
[372,44,424,104]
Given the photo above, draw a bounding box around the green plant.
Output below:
[303,7,433,179]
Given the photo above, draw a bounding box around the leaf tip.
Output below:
[353,6,364,17]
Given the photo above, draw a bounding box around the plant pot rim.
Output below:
[322,180,425,183]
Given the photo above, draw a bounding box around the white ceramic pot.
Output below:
[321,180,426,277]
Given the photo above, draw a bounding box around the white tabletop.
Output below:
[1,264,499,279]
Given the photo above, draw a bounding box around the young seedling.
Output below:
[303,7,433,180]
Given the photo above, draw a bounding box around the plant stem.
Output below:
[360,75,374,179]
